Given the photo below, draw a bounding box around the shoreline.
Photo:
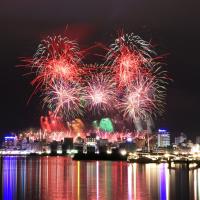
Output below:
[1,153,200,167]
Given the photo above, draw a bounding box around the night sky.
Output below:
[0,0,200,137]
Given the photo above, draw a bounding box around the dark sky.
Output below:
[0,0,200,137]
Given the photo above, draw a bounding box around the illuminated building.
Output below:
[99,138,109,146]
[118,138,136,153]
[157,129,170,147]
[186,140,193,148]
[84,133,98,153]
[3,136,17,150]
[21,138,26,150]
[175,132,187,145]
[196,136,200,144]
[125,138,137,152]
[85,133,97,146]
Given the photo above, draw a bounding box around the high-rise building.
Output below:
[175,132,187,145]
[50,140,58,154]
[62,137,73,152]
[4,136,17,150]
[85,133,96,146]
[196,136,200,144]
[157,129,170,147]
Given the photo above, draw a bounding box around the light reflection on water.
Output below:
[0,156,199,200]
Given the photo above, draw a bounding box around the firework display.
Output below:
[120,71,160,120]
[44,81,83,118]
[105,33,154,87]
[82,73,117,114]
[22,32,169,133]
[105,33,168,131]
[22,35,82,91]
[40,111,67,133]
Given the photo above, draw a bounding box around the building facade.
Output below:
[157,129,170,147]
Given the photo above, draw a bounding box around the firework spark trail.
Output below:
[120,71,162,121]
[105,33,155,87]
[43,81,84,119]
[112,46,143,87]
[104,32,169,133]
[106,33,155,63]
[23,35,83,92]
[83,73,117,114]
[21,31,169,125]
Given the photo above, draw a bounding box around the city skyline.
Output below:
[1,2,200,200]
[0,0,200,136]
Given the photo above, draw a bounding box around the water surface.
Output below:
[0,156,199,200]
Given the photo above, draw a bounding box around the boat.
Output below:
[127,153,161,163]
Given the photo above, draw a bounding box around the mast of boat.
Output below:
[147,132,150,152]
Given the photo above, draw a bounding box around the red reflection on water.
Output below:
[1,157,197,200]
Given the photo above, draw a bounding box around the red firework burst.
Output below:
[22,35,83,92]
[113,46,144,87]
[105,33,154,88]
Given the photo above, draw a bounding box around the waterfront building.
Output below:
[186,140,193,148]
[99,138,109,146]
[175,132,187,145]
[157,129,170,147]
[74,136,84,144]
[50,140,58,154]
[21,138,29,150]
[3,136,17,150]
[85,133,96,146]
[191,144,200,153]
[62,137,73,152]
[196,136,200,144]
